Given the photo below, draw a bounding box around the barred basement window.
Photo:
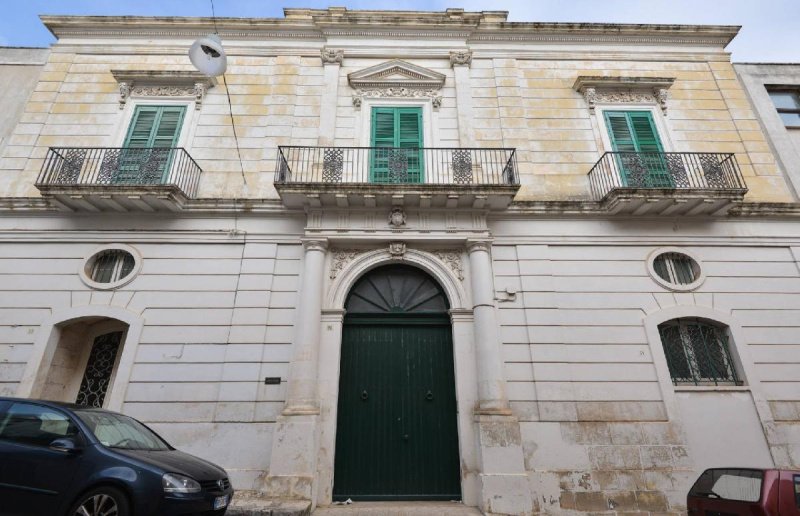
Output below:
[653,252,699,285]
[91,250,135,283]
[75,331,123,408]
[658,319,741,386]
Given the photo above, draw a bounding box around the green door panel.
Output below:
[333,265,460,501]
[604,110,672,188]
[117,105,186,184]
[369,106,424,183]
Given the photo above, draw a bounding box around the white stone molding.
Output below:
[348,59,446,110]
[329,248,364,279]
[111,70,217,110]
[646,246,707,292]
[449,50,473,67]
[573,75,675,114]
[432,249,464,280]
[388,207,406,227]
[327,247,468,310]
[320,47,344,65]
[388,241,406,257]
[16,305,144,413]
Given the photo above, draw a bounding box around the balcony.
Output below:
[36,147,202,212]
[274,146,519,209]
[588,152,748,216]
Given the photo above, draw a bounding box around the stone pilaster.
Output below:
[466,239,532,515]
[265,238,328,503]
[319,48,342,147]
[451,50,475,148]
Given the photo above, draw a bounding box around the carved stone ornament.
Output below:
[388,208,406,228]
[433,250,464,281]
[352,88,443,110]
[111,70,217,110]
[572,76,675,114]
[330,249,363,279]
[349,59,446,110]
[320,48,344,65]
[389,242,407,257]
[449,50,473,67]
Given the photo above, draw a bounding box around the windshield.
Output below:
[76,410,171,451]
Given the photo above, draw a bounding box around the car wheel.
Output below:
[69,486,130,516]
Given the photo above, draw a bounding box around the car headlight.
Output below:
[162,473,201,494]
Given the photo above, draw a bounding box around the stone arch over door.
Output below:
[316,248,480,507]
[17,306,143,411]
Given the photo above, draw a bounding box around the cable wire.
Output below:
[210,0,248,188]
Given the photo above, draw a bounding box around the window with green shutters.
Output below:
[116,105,186,184]
[370,106,424,183]
[603,110,673,188]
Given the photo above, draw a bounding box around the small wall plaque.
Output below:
[264,377,281,385]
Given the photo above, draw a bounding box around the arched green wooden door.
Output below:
[333,265,461,501]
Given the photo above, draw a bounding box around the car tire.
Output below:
[68,486,131,516]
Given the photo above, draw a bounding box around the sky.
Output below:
[0,0,798,63]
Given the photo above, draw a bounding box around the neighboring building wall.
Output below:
[0,47,48,155]
[735,63,800,198]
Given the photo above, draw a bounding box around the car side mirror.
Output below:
[49,437,81,454]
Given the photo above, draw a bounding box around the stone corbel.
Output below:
[449,50,473,68]
[320,48,344,65]
[111,70,217,110]
[573,75,675,115]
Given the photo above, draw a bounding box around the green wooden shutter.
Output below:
[604,110,671,187]
[118,105,186,184]
[369,107,423,183]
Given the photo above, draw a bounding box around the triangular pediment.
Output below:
[348,60,445,90]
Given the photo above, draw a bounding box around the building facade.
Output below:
[1,8,800,515]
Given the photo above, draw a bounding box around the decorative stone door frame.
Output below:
[316,246,481,507]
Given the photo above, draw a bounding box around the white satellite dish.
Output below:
[189,34,227,77]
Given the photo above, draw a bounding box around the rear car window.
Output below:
[0,402,79,447]
[689,469,763,502]
[794,475,800,509]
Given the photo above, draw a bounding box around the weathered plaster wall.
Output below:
[0,43,794,205]
[0,47,48,156]
[491,217,800,512]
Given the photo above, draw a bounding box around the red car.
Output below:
[687,468,800,515]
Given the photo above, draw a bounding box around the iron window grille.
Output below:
[658,319,742,386]
[91,250,135,284]
[653,252,699,285]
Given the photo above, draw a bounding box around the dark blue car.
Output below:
[0,397,234,516]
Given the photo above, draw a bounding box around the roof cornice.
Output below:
[39,10,740,48]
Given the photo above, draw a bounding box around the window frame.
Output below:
[658,318,743,386]
[112,98,196,151]
[80,244,142,291]
[646,247,706,292]
[596,105,674,151]
[767,89,800,128]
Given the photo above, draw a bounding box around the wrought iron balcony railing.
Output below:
[36,147,202,198]
[588,151,747,201]
[275,146,518,186]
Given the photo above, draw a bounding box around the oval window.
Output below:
[647,248,705,291]
[80,245,141,290]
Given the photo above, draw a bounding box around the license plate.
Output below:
[213,495,229,510]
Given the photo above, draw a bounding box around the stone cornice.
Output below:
[3,197,799,219]
[110,69,217,110]
[40,11,740,49]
